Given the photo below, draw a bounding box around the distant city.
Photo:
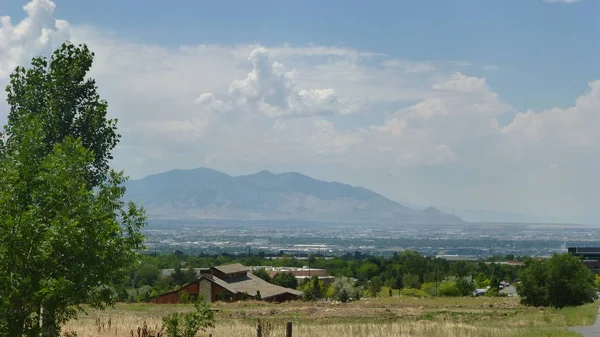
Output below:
[143,219,600,258]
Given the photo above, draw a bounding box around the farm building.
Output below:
[159,267,211,278]
[148,263,303,304]
[568,247,600,271]
[248,265,335,286]
[248,265,329,278]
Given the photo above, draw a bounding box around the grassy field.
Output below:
[62,296,598,337]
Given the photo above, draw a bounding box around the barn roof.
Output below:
[213,263,249,275]
[203,273,303,300]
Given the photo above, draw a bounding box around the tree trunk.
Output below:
[41,306,59,337]
[6,311,26,337]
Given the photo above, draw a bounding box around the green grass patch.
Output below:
[550,302,599,326]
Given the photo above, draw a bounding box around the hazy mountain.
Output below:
[396,201,589,225]
[124,168,463,224]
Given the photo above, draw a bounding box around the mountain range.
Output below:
[124,168,464,225]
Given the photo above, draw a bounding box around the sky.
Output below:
[0,0,599,222]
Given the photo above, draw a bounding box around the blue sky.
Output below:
[1,0,600,222]
[3,0,598,111]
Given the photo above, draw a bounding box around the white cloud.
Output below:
[380,59,436,73]
[216,47,358,118]
[369,118,407,137]
[2,0,600,217]
[0,0,69,79]
[483,65,499,71]
[433,72,489,93]
[310,119,362,155]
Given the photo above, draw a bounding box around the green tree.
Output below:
[402,273,421,289]
[546,254,596,308]
[490,275,500,290]
[368,276,383,297]
[475,272,490,288]
[518,254,596,308]
[594,274,600,290]
[0,42,145,337]
[253,268,272,283]
[337,288,350,303]
[450,260,469,278]
[136,264,160,287]
[455,277,476,296]
[185,267,199,284]
[301,276,325,301]
[271,272,298,289]
[517,258,549,307]
[356,262,379,282]
[172,265,187,287]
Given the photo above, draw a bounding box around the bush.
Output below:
[402,274,421,289]
[367,276,383,297]
[475,272,490,288]
[332,277,361,302]
[485,288,507,297]
[517,253,597,308]
[162,296,215,337]
[438,281,461,297]
[178,291,190,304]
[420,282,437,296]
[400,288,430,298]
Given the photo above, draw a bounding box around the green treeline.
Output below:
[117,250,522,302]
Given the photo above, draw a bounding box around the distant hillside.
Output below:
[124,168,463,225]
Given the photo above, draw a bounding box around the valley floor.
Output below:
[63,296,597,337]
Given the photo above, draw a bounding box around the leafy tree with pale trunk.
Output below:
[0,42,145,336]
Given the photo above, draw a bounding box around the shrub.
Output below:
[421,282,437,296]
[400,288,429,298]
[475,272,490,288]
[178,291,190,304]
[367,276,383,297]
[332,277,361,302]
[162,296,215,337]
[485,288,507,297]
[402,274,421,289]
[438,281,461,297]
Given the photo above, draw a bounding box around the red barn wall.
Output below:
[148,281,200,304]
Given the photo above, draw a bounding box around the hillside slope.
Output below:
[124,168,463,224]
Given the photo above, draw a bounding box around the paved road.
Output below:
[571,307,600,337]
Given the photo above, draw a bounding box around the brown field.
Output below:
[62,296,596,337]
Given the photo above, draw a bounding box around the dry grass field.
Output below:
[62,296,597,337]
